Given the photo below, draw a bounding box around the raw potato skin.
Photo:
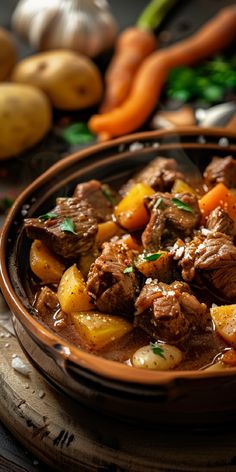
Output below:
[0,83,52,159]
[12,50,103,110]
[0,27,17,81]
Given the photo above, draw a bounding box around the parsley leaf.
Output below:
[153,197,163,209]
[171,198,193,213]
[143,253,162,262]
[62,122,95,145]
[123,266,133,274]
[38,212,58,221]
[60,218,77,234]
[150,342,166,359]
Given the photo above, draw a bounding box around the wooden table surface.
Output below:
[1,0,236,471]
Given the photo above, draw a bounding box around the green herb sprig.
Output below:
[38,212,58,221]
[143,253,163,262]
[153,197,163,209]
[150,342,166,359]
[171,198,193,213]
[60,218,77,234]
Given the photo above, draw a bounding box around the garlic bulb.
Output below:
[12,0,118,57]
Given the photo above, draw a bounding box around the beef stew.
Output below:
[24,154,236,372]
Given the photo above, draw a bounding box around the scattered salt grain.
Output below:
[201,228,211,236]
[38,390,45,399]
[24,383,30,389]
[218,137,229,147]
[197,135,206,144]
[12,353,17,358]
[5,343,9,348]
[129,142,144,152]
[11,356,31,376]
[152,142,160,148]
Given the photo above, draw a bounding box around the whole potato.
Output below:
[0,83,52,159]
[0,27,17,81]
[12,50,103,110]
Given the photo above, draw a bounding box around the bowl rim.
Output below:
[1,125,236,385]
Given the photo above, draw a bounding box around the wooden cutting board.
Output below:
[1,323,236,472]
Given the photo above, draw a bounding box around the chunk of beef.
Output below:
[204,156,236,188]
[173,232,236,301]
[120,157,185,195]
[87,241,140,316]
[35,286,59,316]
[206,206,235,237]
[35,287,67,330]
[142,192,200,251]
[135,280,208,342]
[24,197,98,259]
[73,180,114,222]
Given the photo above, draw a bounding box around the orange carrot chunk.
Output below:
[199,183,236,222]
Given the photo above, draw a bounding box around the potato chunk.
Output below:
[57,265,94,314]
[114,183,155,231]
[171,179,195,195]
[211,305,236,346]
[132,343,183,370]
[30,240,65,283]
[135,251,172,281]
[71,312,132,350]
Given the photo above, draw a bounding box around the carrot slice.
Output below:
[199,183,236,221]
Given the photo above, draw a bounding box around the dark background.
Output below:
[0,0,235,471]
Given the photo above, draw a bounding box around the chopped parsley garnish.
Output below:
[154,197,163,209]
[60,217,77,234]
[62,122,95,145]
[171,198,193,213]
[143,253,162,262]
[150,342,166,359]
[102,185,116,206]
[123,266,133,274]
[38,212,58,221]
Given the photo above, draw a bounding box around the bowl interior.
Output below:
[2,128,236,384]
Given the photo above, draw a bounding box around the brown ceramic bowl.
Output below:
[1,127,236,427]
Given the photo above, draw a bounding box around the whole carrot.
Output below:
[100,0,177,113]
[100,28,157,113]
[89,6,236,140]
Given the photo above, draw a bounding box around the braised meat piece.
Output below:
[206,206,235,237]
[173,231,236,301]
[87,241,140,316]
[35,286,59,316]
[142,192,200,250]
[120,157,185,195]
[35,287,67,330]
[73,180,114,222]
[25,197,98,259]
[204,156,236,188]
[135,280,208,342]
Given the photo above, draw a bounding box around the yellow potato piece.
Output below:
[96,220,122,247]
[171,179,195,195]
[71,312,132,350]
[114,183,155,231]
[12,50,103,110]
[57,264,94,314]
[30,240,65,283]
[0,83,51,159]
[211,305,236,347]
